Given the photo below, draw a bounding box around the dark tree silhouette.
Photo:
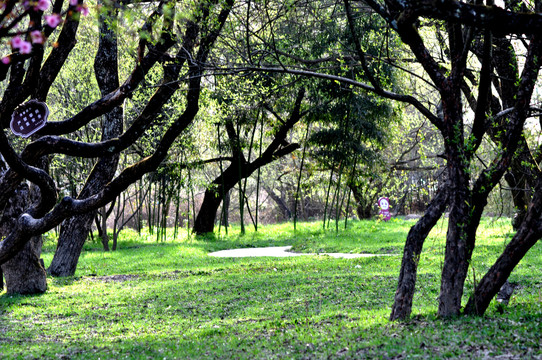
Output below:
[0,0,234,289]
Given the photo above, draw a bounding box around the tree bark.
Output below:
[101,206,110,251]
[390,186,448,320]
[0,183,47,294]
[263,185,292,220]
[463,183,542,315]
[220,190,230,227]
[438,78,473,317]
[48,5,121,276]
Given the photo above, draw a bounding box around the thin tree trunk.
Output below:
[220,190,231,228]
[463,183,542,316]
[390,186,448,320]
[101,206,110,251]
[294,122,311,230]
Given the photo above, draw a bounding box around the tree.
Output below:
[193,87,306,234]
[227,0,542,318]
[48,0,123,277]
[0,0,234,289]
[355,0,542,318]
[307,84,395,220]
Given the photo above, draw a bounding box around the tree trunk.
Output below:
[0,183,47,294]
[193,90,304,235]
[438,194,472,317]
[193,145,299,235]
[263,185,292,220]
[463,183,542,315]
[48,5,121,276]
[101,206,110,251]
[347,181,376,219]
[504,141,532,230]
[194,181,233,234]
[390,186,448,320]
[437,88,474,317]
[220,190,230,227]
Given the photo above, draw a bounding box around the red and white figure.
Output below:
[10,100,50,138]
[377,197,391,221]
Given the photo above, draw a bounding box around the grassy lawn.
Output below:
[0,218,540,359]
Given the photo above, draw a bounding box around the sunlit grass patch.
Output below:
[1,218,541,359]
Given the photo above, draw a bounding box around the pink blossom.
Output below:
[11,36,23,49]
[30,30,45,44]
[19,41,32,54]
[77,4,89,16]
[69,0,78,5]
[1,56,11,65]
[45,14,62,28]
[36,0,50,11]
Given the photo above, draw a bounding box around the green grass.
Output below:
[1,218,541,359]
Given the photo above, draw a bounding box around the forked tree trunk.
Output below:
[263,185,292,220]
[390,186,448,320]
[194,174,237,234]
[463,183,542,316]
[193,90,304,235]
[348,182,375,219]
[0,183,47,294]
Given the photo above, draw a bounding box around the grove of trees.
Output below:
[0,0,541,322]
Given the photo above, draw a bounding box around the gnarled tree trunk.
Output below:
[0,183,47,294]
[48,5,122,276]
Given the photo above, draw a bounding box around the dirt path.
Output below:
[208,246,392,258]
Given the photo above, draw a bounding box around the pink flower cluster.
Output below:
[69,0,89,15]
[11,36,32,54]
[0,0,91,65]
[44,13,61,28]
[10,30,45,55]
[24,0,50,11]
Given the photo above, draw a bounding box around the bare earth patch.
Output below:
[208,245,394,258]
[86,274,140,282]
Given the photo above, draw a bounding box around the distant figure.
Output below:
[377,197,391,221]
